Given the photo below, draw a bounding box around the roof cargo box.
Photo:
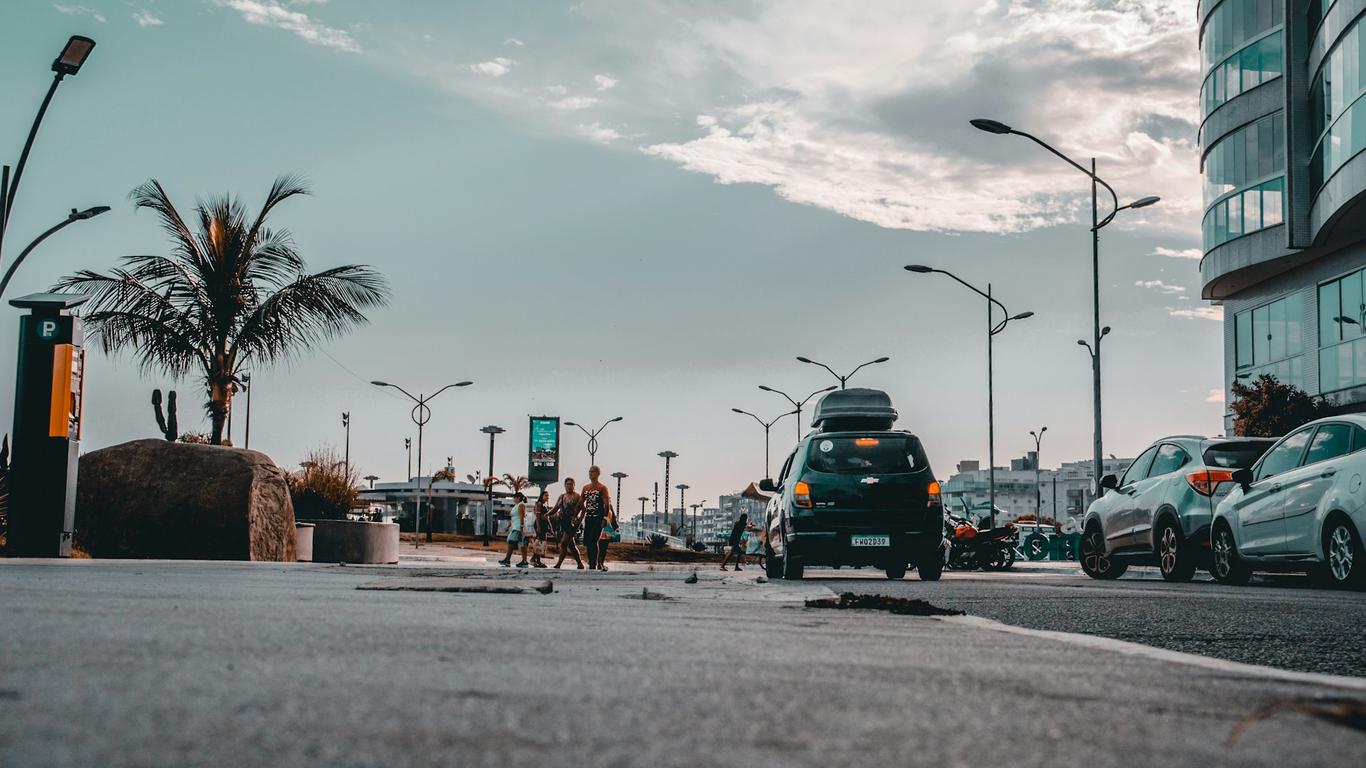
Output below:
[811,388,898,432]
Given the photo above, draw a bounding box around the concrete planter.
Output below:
[294,523,315,562]
[305,519,399,564]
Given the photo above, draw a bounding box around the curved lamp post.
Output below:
[970,117,1158,501]
[1030,426,1047,526]
[0,206,110,300]
[906,265,1033,529]
[796,355,890,390]
[564,416,623,466]
[757,384,837,444]
[731,407,795,480]
[371,380,473,546]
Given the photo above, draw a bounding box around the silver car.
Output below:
[1212,415,1366,589]
[1080,436,1274,582]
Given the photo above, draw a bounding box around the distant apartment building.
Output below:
[942,456,1133,524]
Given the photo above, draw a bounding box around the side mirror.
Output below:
[758,478,777,493]
[1100,474,1118,491]
[1231,468,1253,489]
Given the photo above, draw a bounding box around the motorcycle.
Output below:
[944,513,1017,571]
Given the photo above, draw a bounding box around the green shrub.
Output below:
[288,448,359,520]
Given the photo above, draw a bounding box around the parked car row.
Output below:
[1081,415,1366,589]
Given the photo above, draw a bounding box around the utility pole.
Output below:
[242,372,252,449]
[342,411,351,479]
[481,425,505,546]
[658,451,678,535]
[676,483,689,537]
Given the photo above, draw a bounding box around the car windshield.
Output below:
[1203,441,1272,469]
[807,436,919,474]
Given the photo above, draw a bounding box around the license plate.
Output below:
[850,535,890,547]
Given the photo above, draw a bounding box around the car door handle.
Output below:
[1268,484,1282,494]
[1320,467,1338,478]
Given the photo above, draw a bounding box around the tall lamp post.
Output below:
[731,408,795,480]
[480,425,505,546]
[658,452,678,535]
[565,416,623,465]
[0,207,110,301]
[241,372,253,449]
[371,380,473,547]
[757,385,837,444]
[404,437,412,480]
[796,356,890,390]
[1030,427,1047,523]
[970,118,1159,500]
[637,496,648,536]
[610,471,627,521]
[690,501,705,543]
[905,265,1033,529]
[341,412,351,479]
[0,35,97,264]
[675,483,689,538]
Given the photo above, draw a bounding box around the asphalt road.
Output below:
[1,560,1363,768]
[824,566,1366,678]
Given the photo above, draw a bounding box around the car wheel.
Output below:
[764,542,783,580]
[1080,524,1127,580]
[780,524,803,580]
[884,563,907,580]
[1210,522,1251,586]
[917,542,944,581]
[1316,518,1364,590]
[1157,520,1196,583]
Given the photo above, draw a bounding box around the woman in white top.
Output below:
[498,492,530,568]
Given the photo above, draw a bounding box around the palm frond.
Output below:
[231,265,389,363]
[129,180,203,271]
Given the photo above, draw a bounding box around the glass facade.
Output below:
[1235,292,1305,390]
[1310,16,1366,191]
[1202,112,1285,250]
[1202,31,1283,115]
[1308,1,1337,36]
[1320,267,1366,392]
[1202,0,1284,73]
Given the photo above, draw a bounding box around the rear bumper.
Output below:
[787,528,942,566]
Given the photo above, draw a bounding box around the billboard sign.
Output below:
[528,416,560,483]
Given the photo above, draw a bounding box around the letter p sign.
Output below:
[37,320,60,341]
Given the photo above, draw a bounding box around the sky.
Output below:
[0,0,1221,512]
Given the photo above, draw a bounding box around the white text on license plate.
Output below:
[850,535,890,547]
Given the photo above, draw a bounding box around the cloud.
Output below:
[544,84,568,96]
[579,123,624,143]
[1167,306,1223,321]
[1136,279,1186,295]
[132,9,163,27]
[470,57,515,77]
[504,37,525,47]
[1205,388,1225,403]
[549,95,598,111]
[594,74,618,91]
[214,0,360,53]
[53,4,106,23]
[1152,246,1202,259]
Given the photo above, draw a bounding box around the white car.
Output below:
[1211,415,1366,589]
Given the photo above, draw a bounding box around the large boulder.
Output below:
[74,439,296,561]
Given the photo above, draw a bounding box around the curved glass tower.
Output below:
[1200,0,1366,420]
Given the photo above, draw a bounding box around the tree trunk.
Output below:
[207,381,233,445]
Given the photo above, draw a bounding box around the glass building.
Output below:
[1200,0,1366,421]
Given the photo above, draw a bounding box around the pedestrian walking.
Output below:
[551,478,585,569]
[530,490,551,568]
[498,492,530,568]
[720,513,748,571]
[580,466,614,571]
[597,503,619,571]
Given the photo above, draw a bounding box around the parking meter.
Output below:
[7,292,90,557]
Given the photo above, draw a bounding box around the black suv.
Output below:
[759,389,944,580]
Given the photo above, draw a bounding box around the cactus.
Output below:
[152,389,179,441]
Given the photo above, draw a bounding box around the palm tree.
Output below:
[55,177,389,445]
[496,474,532,495]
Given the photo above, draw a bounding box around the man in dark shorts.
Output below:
[579,465,614,571]
[720,513,748,571]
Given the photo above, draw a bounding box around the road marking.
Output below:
[940,614,1366,693]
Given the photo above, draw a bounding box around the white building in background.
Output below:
[942,455,1133,526]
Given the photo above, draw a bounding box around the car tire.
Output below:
[1080,524,1127,580]
[780,524,803,580]
[1157,520,1196,583]
[884,563,907,580]
[1210,522,1251,586]
[764,543,783,580]
[1315,518,1364,590]
[917,547,944,581]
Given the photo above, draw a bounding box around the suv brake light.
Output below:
[1187,469,1234,496]
[794,481,812,508]
[927,480,941,507]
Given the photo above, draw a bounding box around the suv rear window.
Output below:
[806,436,922,475]
[1203,441,1272,469]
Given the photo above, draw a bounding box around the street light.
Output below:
[0,206,110,301]
[796,355,890,389]
[970,117,1159,502]
[758,384,837,443]
[1030,426,1048,526]
[610,471,628,524]
[1,36,98,264]
[905,265,1033,529]
[341,412,351,480]
[371,380,473,546]
[731,407,796,479]
[658,451,678,535]
[690,500,706,544]
[480,425,505,546]
[676,483,690,539]
[637,496,649,536]
[564,416,623,465]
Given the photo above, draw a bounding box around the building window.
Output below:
[1203,176,1284,249]
[1235,292,1305,389]
[1202,31,1283,115]
[1309,2,1338,37]
[1202,0,1284,74]
[1319,267,1366,392]
[1310,15,1366,192]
